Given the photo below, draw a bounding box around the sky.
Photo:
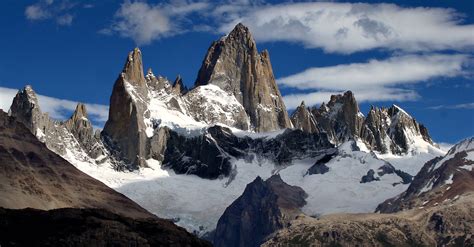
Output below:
[0,0,473,143]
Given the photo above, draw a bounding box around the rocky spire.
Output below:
[172,75,188,95]
[65,103,93,146]
[312,91,365,144]
[8,85,43,133]
[194,23,292,132]
[290,101,319,133]
[122,48,146,86]
[103,48,149,168]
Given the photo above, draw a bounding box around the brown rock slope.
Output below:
[213,174,307,247]
[263,193,474,247]
[0,109,151,218]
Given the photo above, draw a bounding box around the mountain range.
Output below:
[1,23,473,246]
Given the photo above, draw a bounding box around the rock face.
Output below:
[103,48,149,168]
[213,175,307,247]
[262,193,474,247]
[0,110,151,219]
[160,126,333,179]
[377,137,474,213]
[290,101,319,133]
[0,207,211,247]
[312,91,365,144]
[195,23,292,132]
[8,86,107,165]
[362,105,434,154]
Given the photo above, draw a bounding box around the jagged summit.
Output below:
[291,101,318,133]
[71,103,88,119]
[122,47,145,86]
[194,23,292,132]
[172,75,188,94]
[9,86,106,164]
[8,85,42,132]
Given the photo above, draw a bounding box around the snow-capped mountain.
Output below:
[291,90,436,155]
[377,137,474,213]
[6,23,447,236]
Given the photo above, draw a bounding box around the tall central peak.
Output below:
[194,23,292,132]
[122,47,145,86]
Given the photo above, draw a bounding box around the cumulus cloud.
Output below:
[0,87,109,127]
[103,1,210,45]
[278,54,470,109]
[217,2,474,53]
[25,0,79,26]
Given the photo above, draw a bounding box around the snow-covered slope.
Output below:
[63,138,441,236]
[377,137,474,213]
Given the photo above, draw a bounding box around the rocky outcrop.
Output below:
[306,149,338,175]
[0,207,211,247]
[213,175,307,247]
[291,101,319,133]
[360,169,380,183]
[377,137,474,213]
[262,193,474,247]
[195,23,292,132]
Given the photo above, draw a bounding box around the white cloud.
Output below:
[217,2,474,53]
[278,54,470,109]
[57,14,74,26]
[25,0,77,25]
[104,1,210,45]
[25,4,51,20]
[428,102,474,110]
[0,87,109,126]
[278,54,469,90]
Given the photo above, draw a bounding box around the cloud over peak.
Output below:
[279,54,471,109]
[218,2,474,54]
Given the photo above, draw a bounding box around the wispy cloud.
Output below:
[102,1,210,45]
[217,2,474,54]
[283,88,420,110]
[278,54,470,109]
[428,102,474,110]
[0,87,109,127]
[25,0,82,26]
[278,54,469,90]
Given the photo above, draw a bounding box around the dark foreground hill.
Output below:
[0,207,210,247]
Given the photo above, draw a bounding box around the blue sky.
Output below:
[0,0,473,143]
